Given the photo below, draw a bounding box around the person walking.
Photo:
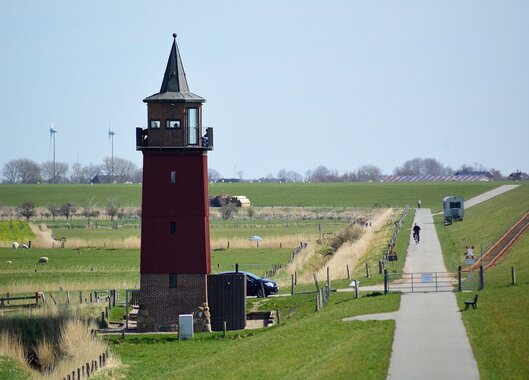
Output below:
[417,200,421,209]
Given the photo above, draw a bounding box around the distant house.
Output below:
[508,171,529,181]
[91,175,130,184]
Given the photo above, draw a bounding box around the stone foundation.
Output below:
[139,273,207,331]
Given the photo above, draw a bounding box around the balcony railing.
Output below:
[136,127,213,151]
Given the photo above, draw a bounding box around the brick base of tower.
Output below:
[139,273,207,331]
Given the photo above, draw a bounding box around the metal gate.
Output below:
[384,270,480,293]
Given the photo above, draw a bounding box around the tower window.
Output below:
[170,221,176,234]
[166,120,181,129]
[187,108,199,145]
[170,171,176,184]
[149,120,160,129]
[169,273,177,288]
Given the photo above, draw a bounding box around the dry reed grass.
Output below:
[41,319,111,380]
[315,208,393,281]
[210,234,316,250]
[284,209,394,283]
[0,307,116,379]
[1,280,140,294]
[0,331,28,367]
[35,339,55,373]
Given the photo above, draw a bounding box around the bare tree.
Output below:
[106,198,118,222]
[2,159,42,184]
[59,202,77,221]
[81,199,99,225]
[278,169,303,182]
[47,204,60,221]
[306,166,339,182]
[19,202,36,222]
[394,158,450,176]
[357,165,382,181]
[489,168,503,180]
[102,157,138,180]
[70,162,102,183]
[221,203,238,220]
[208,168,221,182]
[41,161,69,183]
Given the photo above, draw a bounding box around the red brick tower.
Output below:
[136,34,213,329]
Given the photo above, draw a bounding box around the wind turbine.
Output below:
[49,121,58,183]
[108,127,116,179]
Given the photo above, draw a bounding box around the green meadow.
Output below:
[0,181,500,209]
[1,181,528,379]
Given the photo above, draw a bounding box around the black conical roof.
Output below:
[144,34,205,103]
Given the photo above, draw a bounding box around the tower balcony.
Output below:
[136,127,213,151]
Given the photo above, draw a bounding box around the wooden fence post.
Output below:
[458,266,462,292]
[512,266,516,285]
[291,274,294,295]
[326,267,330,293]
[365,262,370,278]
[313,273,320,293]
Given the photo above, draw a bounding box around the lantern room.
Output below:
[136,34,213,151]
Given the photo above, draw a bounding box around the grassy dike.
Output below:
[0,182,501,209]
[435,183,529,378]
[104,292,400,380]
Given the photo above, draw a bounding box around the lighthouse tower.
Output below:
[136,34,213,329]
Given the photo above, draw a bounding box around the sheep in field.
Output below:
[12,242,19,249]
[38,257,49,264]
[22,244,29,249]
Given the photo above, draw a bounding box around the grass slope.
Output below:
[106,292,400,380]
[0,182,502,209]
[458,232,529,379]
[435,183,529,377]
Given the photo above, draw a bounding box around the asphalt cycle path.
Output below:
[344,209,479,380]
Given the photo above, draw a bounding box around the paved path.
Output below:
[432,184,519,215]
[344,209,480,379]
[464,184,518,209]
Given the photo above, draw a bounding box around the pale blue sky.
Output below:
[1,1,528,179]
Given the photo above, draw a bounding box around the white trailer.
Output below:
[443,196,464,225]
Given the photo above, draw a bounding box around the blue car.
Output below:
[219,271,278,297]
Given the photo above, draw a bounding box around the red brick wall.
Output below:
[146,102,202,147]
[140,273,207,326]
[140,153,211,274]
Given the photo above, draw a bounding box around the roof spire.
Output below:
[160,33,189,94]
[143,34,205,103]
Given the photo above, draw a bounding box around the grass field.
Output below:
[434,183,529,377]
[104,292,400,380]
[435,183,529,271]
[0,181,501,209]
[1,181,527,379]
[0,247,295,293]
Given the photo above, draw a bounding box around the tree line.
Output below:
[2,156,510,184]
[3,200,140,224]
[1,157,141,184]
[209,157,507,183]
